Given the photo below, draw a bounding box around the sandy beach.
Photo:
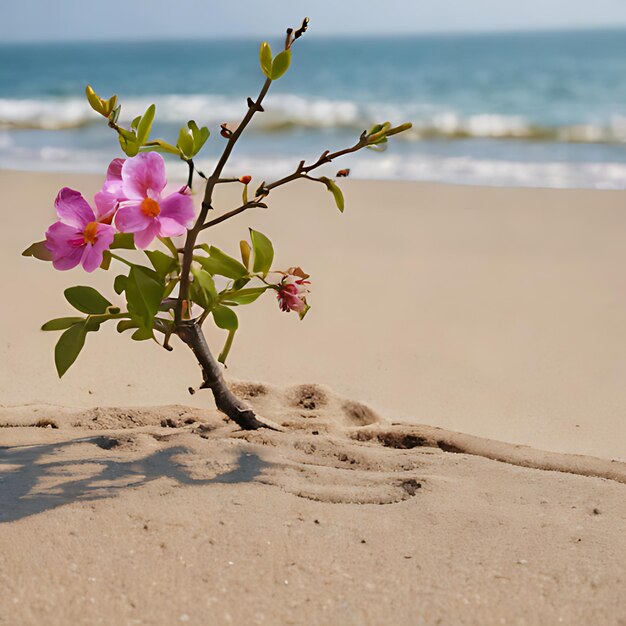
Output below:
[1,170,625,624]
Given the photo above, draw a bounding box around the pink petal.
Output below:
[81,224,115,272]
[133,220,161,249]
[45,221,84,261]
[52,247,85,271]
[114,202,153,233]
[93,222,116,248]
[121,153,166,200]
[94,191,119,222]
[157,217,187,237]
[45,221,81,249]
[45,221,85,271]
[103,158,125,193]
[81,246,102,273]
[94,158,126,221]
[159,190,195,230]
[54,188,95,228]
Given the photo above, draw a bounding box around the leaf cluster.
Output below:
[85,86,210,160]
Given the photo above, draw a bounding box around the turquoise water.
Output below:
[1,29,626,187]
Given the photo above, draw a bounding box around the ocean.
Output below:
[1,28,626,188]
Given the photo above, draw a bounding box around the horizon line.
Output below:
[2,23,626,46]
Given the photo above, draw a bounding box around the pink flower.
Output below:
[94,158,125,223]
[277,268,311,318]
[114,153,195,248]
[45,188,115,272]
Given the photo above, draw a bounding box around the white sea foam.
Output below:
[2,95,626,143]
[4,145,625,190]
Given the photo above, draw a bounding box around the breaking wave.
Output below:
[4,146,626,189]
[3,95,626,144]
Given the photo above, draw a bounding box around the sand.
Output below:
[1,170,625,624]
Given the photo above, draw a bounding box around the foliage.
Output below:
[24,17,412,379]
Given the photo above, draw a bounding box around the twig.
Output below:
[199,138,368,231]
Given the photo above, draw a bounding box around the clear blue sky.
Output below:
[3,0,626,42]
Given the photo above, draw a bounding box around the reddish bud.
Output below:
[239,175,252,185]
[336,169,350,178]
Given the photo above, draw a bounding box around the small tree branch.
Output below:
[175,77,273,324]
[176,321,273,430]
[200,200,267,231]
[186,160,194,190]
[199,137,368,231]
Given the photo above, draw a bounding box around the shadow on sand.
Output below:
[0,436,268,524]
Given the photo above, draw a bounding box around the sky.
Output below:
[2,0,626,42]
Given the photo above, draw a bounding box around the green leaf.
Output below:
[249,229,274,274]
[42,317,84,331]
[142,139,180,156]
[64,286,112,314]
[197,126,210,151]
[366,139,388,152]
[117,319,139,333]
[104,95,117,117]
[195,269,218,300]
[124,266,164,330]
[110,232,135,250]
[197,246,249,280]
[188,120,200,135]
[131,327,154,341]
[221,287,267,305]
[22,240,52,261]
[259,42,273,78]
[84,316,103,333]
[385,122,413,137]
[188,120,210,154]
[114,274,127,295]
[109,105,121,125]
[212,305,239,331]
[85,85,105,115]
[231,277,251,291]
[218,329,236,365]
[159,236,179,256]
[119,134,140,157]
[190,267,218,310]
[54,323,87,378]
[117,126,136,141]
[145,249,177,279]
[136,103,155,144]
[270,49,291,80]
[100,250,112,271]
[321,177,345,212]
[177,126,194,158]
[239,240,251,269]
[131,115,141,131]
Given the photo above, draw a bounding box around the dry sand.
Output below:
[1,170,625,624]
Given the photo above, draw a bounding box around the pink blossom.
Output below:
[94,158,125,223]
[277,268,310,318]
[114,153,195,248]
[45,188,115,272]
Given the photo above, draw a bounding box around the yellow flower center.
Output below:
[83,221,99,245]
[141,197,161,218]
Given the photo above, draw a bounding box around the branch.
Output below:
[199,136,368,231]
[175,78,272,323]
[186,160,194,190]
[200,200,268,231]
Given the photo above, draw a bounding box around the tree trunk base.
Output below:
[176,321,273,430]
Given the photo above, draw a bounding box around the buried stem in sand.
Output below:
[22,18,412,429]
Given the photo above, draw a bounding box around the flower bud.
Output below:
[239,175,252,185]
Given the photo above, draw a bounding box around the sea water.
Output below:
[1,29,626,188]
